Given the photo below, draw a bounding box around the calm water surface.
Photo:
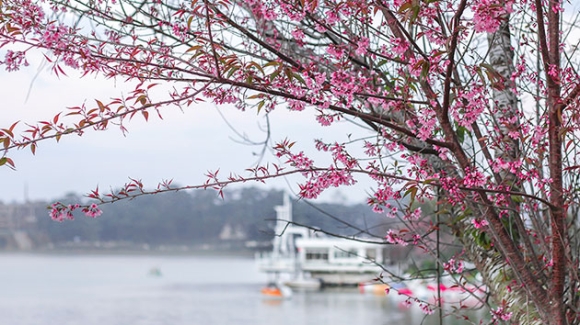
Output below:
[0,253,480,325]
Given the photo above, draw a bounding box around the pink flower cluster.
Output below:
[49,202,102,222]
[363,141,378,157]
[287,152,314,170]
[5,0,46,31]
[463,166,487,188]
[49,203,79,222]
[415,107,437,141]
[385,229,408,246]
[330,143,358,169]
[291,28,305,47]
[287,99,306,111]
[278,1,305,21]
[491,306,513,323]
[330,70,353,93]
[440,175,464,205]
[326,44,345,59]
[472,218,489,229]
[419,303,434,315]
[324,10,340,25]
[314,139,330,152]
[355,37,369,56]
[315,113,338,126]
[491,157,523,175]
[452,85,487,128]
[204,88,238,105]
[443,258,465,274]
[472,0,514,33]
[83,203,103,218]
[2,50,28,71]
[391,37,409,57]
[404,207,422,221]
[171,22,188,41]
[368,187,402,213]
[299,168,356,199]
[41,23,72,51]
[250,2,278,21]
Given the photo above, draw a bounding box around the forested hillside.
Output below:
[33,188,390,249]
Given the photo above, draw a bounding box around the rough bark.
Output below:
[533,0,566,323]
[484,19,545,324]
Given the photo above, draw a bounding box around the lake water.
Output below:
[0,253,483,325]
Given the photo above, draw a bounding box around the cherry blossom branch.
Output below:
[50,164,558,213]
[0,84,211,155]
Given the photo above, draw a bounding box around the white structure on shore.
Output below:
[256,194,394,287]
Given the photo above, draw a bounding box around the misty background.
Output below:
[0,187,395,252]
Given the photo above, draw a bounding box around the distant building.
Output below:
[218,223,247,241]
[0,202,39,250]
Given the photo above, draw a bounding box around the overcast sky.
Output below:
[0,54,375,205]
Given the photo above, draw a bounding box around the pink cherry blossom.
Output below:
[491,306,513,323]
[472,218,489,229]
[82,203,103,218]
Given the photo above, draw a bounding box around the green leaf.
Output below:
[263,60,281,68]
[186,45,203,53]
[269,70,280,82]
[247,93,263,100]
[187,16,194,30]
[510,195,524,203]
[403,186,418,205]
[0,156,14,169]
[293,73,305,84]
[410,4,420,23]
[257,100,265,113]
[475,231,491,249]
[226,65,240,78]
[420,61,430,79]
[95,99,107,112]
[247,61,264,75]
[457,126,465,144]
[376,59,389,68]
[476,68,486,86]
[284,68,294,81]
[398,1,413,13]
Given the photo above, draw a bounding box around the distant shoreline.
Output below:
[0,245,259,258]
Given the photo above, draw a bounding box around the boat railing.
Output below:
[255,251,298,273]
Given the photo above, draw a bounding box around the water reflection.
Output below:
[0,254,485,325]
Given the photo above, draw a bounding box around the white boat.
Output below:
[255,194,398,287]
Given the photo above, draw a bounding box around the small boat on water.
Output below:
[260,282,293,299]
[358,282,390,295]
